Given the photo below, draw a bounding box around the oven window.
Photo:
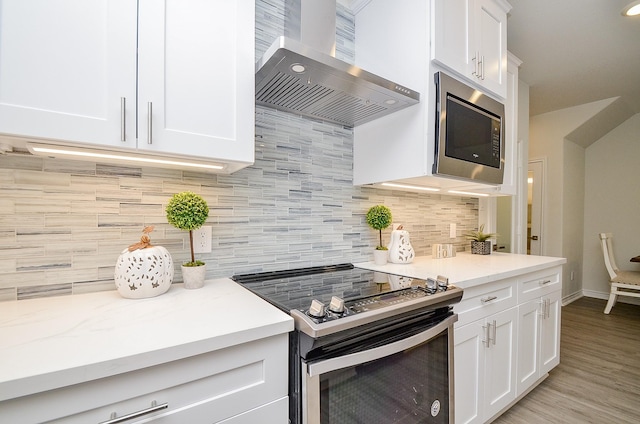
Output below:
[319,331,449,424]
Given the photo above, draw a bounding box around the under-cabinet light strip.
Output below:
[381,182,440,192]
[447,190,490,197]
[28,144,225,171]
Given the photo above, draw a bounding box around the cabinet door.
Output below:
[454,321,485,424]
[0,0,137,147]
[516,299,541,395]
[137,0,254,165]
[483,307,517,419]
[474,0,507,98]
[431,0,472,77]
[540,290,561,374]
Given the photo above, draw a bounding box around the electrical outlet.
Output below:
[449,223,456,238]
[193,226,212,254]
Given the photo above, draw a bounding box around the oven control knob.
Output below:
[308,299,326,318]
[328,296,345,314]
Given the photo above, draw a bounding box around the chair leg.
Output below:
[604,290,617,314]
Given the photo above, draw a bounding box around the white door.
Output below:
[0,0,137,147]
[527,160,544,255]
[137,0,254,163]
[483,307,517,419]
[539,290,561,374]
[516,299,541,394]
[474,0,507,98]
[454,321,485,424]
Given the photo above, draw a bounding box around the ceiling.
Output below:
[507,0,640,116]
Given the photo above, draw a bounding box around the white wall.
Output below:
[562,140,585,297]
[529,98,616,298]
[582,113,640,298]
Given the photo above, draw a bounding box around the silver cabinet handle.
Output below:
[482,323,490,348]
[490,319,496,345]
[472,51,479,76]
[480,55,485,80]
[546,298,551,319]
[540,279,552,285]
[100,401,167,424]
[481,295,498,304]
[120,97,126,142]
[147,102,153,144]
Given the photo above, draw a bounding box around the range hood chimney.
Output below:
[255,0,420,128]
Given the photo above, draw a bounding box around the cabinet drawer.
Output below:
[1,334,288,424]
[518,266,562,303]
[454,278,517,327]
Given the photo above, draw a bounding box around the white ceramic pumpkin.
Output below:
[114,226,174,299]
[115,245,174,299]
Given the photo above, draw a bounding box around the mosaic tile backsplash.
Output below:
[0,0,478,302]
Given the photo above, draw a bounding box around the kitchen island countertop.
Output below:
[355,252,566,288]
[0,278,293,402]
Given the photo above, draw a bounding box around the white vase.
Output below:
[181,263,206,289]
[373,249,388,265]
[114,246,174,299]
[388,229,415,264]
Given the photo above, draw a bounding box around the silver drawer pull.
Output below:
[481,296,498,304]
[540,279,552,285]
[100,401,168,424]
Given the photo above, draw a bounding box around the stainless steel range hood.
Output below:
[255,0,420,128]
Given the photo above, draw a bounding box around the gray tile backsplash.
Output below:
[0,0,478,302]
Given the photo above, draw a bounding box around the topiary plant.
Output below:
[366,205,393,250]
[166,191,209,266]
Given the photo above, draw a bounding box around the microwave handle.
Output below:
[306,314,456,377]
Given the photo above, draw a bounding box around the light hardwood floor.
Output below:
[492,297,640,424]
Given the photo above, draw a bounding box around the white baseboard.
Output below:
[562,291,583,306]
[582,289,640,306]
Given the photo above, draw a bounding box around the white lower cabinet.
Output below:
[455,307,517,424]
[0,334,289,424]
[454,265,562,424]
[516,285,561,395]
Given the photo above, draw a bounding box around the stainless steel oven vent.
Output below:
[255,1,419,127]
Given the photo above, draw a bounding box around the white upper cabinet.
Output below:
[432,0,510,99]
[0,0,255,173]
[137,0,254,166]
[0,0,137,148]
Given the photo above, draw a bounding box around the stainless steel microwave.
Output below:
[433,72,505,185]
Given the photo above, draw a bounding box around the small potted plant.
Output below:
[464,224,497,255]
[366,205,392,265]
[166,191,209,289]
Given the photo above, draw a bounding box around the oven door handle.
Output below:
[306,314,457,377]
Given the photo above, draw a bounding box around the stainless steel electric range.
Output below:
[232,263,463,424]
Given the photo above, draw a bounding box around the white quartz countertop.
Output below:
[355,252,566,288]
[0,278,293,402]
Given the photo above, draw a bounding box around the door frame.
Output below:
[527,158,546,255]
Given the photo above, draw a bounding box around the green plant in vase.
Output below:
[366,205,392,265]
[166,191,209,288]
[463,224,497,255]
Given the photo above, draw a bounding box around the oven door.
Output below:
[302,314,456,424]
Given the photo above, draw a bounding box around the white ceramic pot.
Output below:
[114,246,174,299]
[388,229,415,264]
[373,249,388,265]
[181,263,206,289]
